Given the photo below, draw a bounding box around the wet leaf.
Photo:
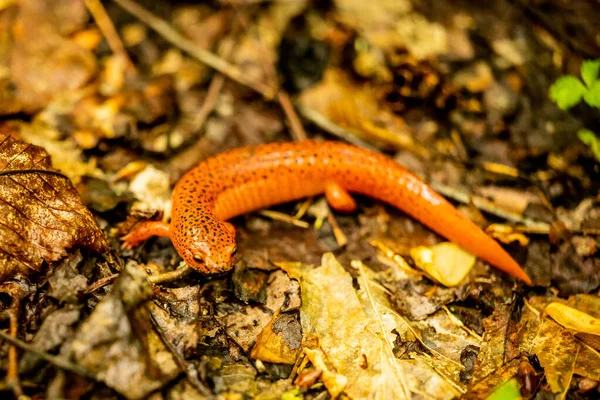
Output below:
[0,132,108,282]
[543,302,600,335]
[410,242,476,287]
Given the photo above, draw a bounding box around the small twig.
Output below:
[84,273,119,295]
[192,74,226,130]
[0,330,95,379]
[278,92,307,141]
[149,312,214,399]
[441,305,483,342]
[85,0,135,71]
[294,197,313,219]
[259,210,310,228]
[147,263,192,284]
[113,0,275,99]
[429,182,551,232]
[7,302,23,398]
[326,211,347,247]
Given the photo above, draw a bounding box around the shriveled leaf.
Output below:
[532,318,579,395]
[70,261,179,399]
[580,59,600,88]
[543,302,600,335]
[0,133,108,282]
[582,80,600,108]
[410,242,476,287]
[548,75,586,110]
[250,311,302,364]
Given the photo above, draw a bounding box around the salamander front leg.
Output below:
[121,221,171,249]
[325,182,357,213]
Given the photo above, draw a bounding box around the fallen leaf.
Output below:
[251,310,302,364]
[299,68,419,152]
[410,242,476,287]
[70,261,179,400]
[291,253,462,399]
[532,318,579,395]
[0,132,108,282]
[3,0,96,114]
[543,302,600,336]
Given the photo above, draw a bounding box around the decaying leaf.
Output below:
[298,69,419,151]
[0,132,108,282]
[284,253,463,399]
[251,310,302,364]
[543,302,600,336]
[2,0,96,114]
[410,242,476,287]
[70,261,179,400]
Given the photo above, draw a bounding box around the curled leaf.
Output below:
[543,302,600,336]
[0,132,108,282]
[410,242,476,287]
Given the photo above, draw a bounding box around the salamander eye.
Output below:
[231,246,237,256]
[192,253,204,263]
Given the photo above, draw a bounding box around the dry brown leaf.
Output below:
[0,132,108,282]
[299,69,420,152]
[70,261,179,400]
[1,0,96,114]
[250,310,301,364]
[543,302,600,336]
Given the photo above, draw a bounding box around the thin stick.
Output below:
[85,0,135,71]
[7,302,23,397]
[192,74,226,130]
[278,92,307,141]
[113,0,275,99]
[147,263,192,284]
[430,182,551,232]
[149,312,214,398]
[327,211,347,247]
[84,273,119,295]
[0,329,95,379]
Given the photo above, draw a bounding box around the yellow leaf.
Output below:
[410,242,476,287]
[543,302,600,336]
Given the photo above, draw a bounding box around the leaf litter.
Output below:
[0,0,599,399]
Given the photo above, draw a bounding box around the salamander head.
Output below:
[173,220,237,274]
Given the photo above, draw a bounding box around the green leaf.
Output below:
[578,128,600,162]
[549,76,586,109]
[581,59,600,88]
[486,379,521,400]
[583,80,600,108]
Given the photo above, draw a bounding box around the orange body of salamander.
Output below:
[122,140,532,284]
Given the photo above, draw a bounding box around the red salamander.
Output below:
[122,140,532,285]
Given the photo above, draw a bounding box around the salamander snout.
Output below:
[174,221,238,274]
